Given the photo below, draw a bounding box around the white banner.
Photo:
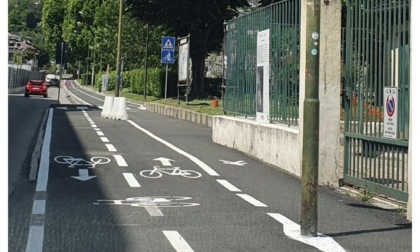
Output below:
[256,29,270,123]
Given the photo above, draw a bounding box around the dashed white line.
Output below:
[267,213,346,252]
[145,206,164,216]
[32,200,46,215]
[236,194,267,207]
[216,179,241,192]
[122,173,141,187]
[25,226,44,252]
[114,155,128,167]
[91,124,98,128]
[163,231,194,252]
[94,128,100,131]
[100,137,109,143]
[96,131,104,136]
[105,144,117,152]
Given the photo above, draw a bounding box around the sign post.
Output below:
[384,87,399,139]
[161,36,176,99]
[177,35,191,104]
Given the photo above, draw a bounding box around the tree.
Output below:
[42,0,67,61]
[128,0,250,98]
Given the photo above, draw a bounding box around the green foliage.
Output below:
[42,0,67,60]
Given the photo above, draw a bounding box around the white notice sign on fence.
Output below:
[383,87,398,139]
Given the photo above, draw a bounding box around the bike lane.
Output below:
[35,103,325,251]
[59,82,411,251]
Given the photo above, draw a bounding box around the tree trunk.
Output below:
[191,55,205,98]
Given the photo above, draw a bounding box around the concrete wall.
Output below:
[213,0,342,186]
[213,117,301,177]
[146,103,213,128]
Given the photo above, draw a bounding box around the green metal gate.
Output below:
[343,0,410,201]
[224,0,300,125]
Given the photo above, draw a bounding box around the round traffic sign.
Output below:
[386,95,395,117]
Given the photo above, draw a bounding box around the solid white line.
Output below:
[163,231,194,252]
[36,108,53,192]
[32,200,46,215]
[105,144,117,152]
[122,173,141,187]
[127,120,219,176]
[25,226,44,252]
[216,179,241,192]
[96,131,104,136]
[100,137,109,143]
[26,108,53,252]
[114,155,128,167]
[267,213,346,252]
[236,194,267,207]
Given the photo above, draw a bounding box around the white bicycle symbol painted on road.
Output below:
[140,166,202,179]
[54,156,111,168]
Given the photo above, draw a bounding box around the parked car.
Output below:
[24,80,48,98]
[49,78,60,87]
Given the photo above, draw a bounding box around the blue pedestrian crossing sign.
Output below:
[161,50,175,64]
[161,36,175,64]
[162,37,175,50]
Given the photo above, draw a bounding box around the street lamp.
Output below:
[115,0,123,97]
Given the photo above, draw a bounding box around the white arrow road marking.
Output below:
[71,169,97,181]
[163,231,194,252]
[219,160,248,166]
[154,157,175,166]
[267,213,346,252]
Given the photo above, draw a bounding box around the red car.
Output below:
[24,80,48,98]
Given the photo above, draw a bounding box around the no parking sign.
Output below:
[384,87,398,139]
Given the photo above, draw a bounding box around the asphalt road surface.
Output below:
[8,81,411,252]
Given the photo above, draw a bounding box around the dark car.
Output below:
[49,78,60,87]
[24,80,48,98]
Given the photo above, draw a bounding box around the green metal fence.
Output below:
[224,0,300,125]
[343,0,410,201]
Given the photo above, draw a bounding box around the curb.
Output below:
[29,107,49,181]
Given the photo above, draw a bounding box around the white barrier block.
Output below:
[111,97,128,120]
[101,96,114,119]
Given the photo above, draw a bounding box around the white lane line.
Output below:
[122,173,141,187]
[216,179,241,192]
[36,108,53,192]
[105,144,117,152]
[114,155,128,167]
[91,124,98,128]
[128,120,219,176]
[236,194,267,207]
[26,108,54,252]
[145,206,164,217]
[96,131,104,136]
[25,226,44,252]
[100,137,109,143]
[32,200,46,215]
[163,231,194,252]
[267,213,346,252]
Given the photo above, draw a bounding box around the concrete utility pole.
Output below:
[115,0,123,97]
[301,0,320,237]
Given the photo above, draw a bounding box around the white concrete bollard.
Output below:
[111,97,128,120]
[101,96,114,119]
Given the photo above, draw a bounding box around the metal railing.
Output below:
[224,0,300,125]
